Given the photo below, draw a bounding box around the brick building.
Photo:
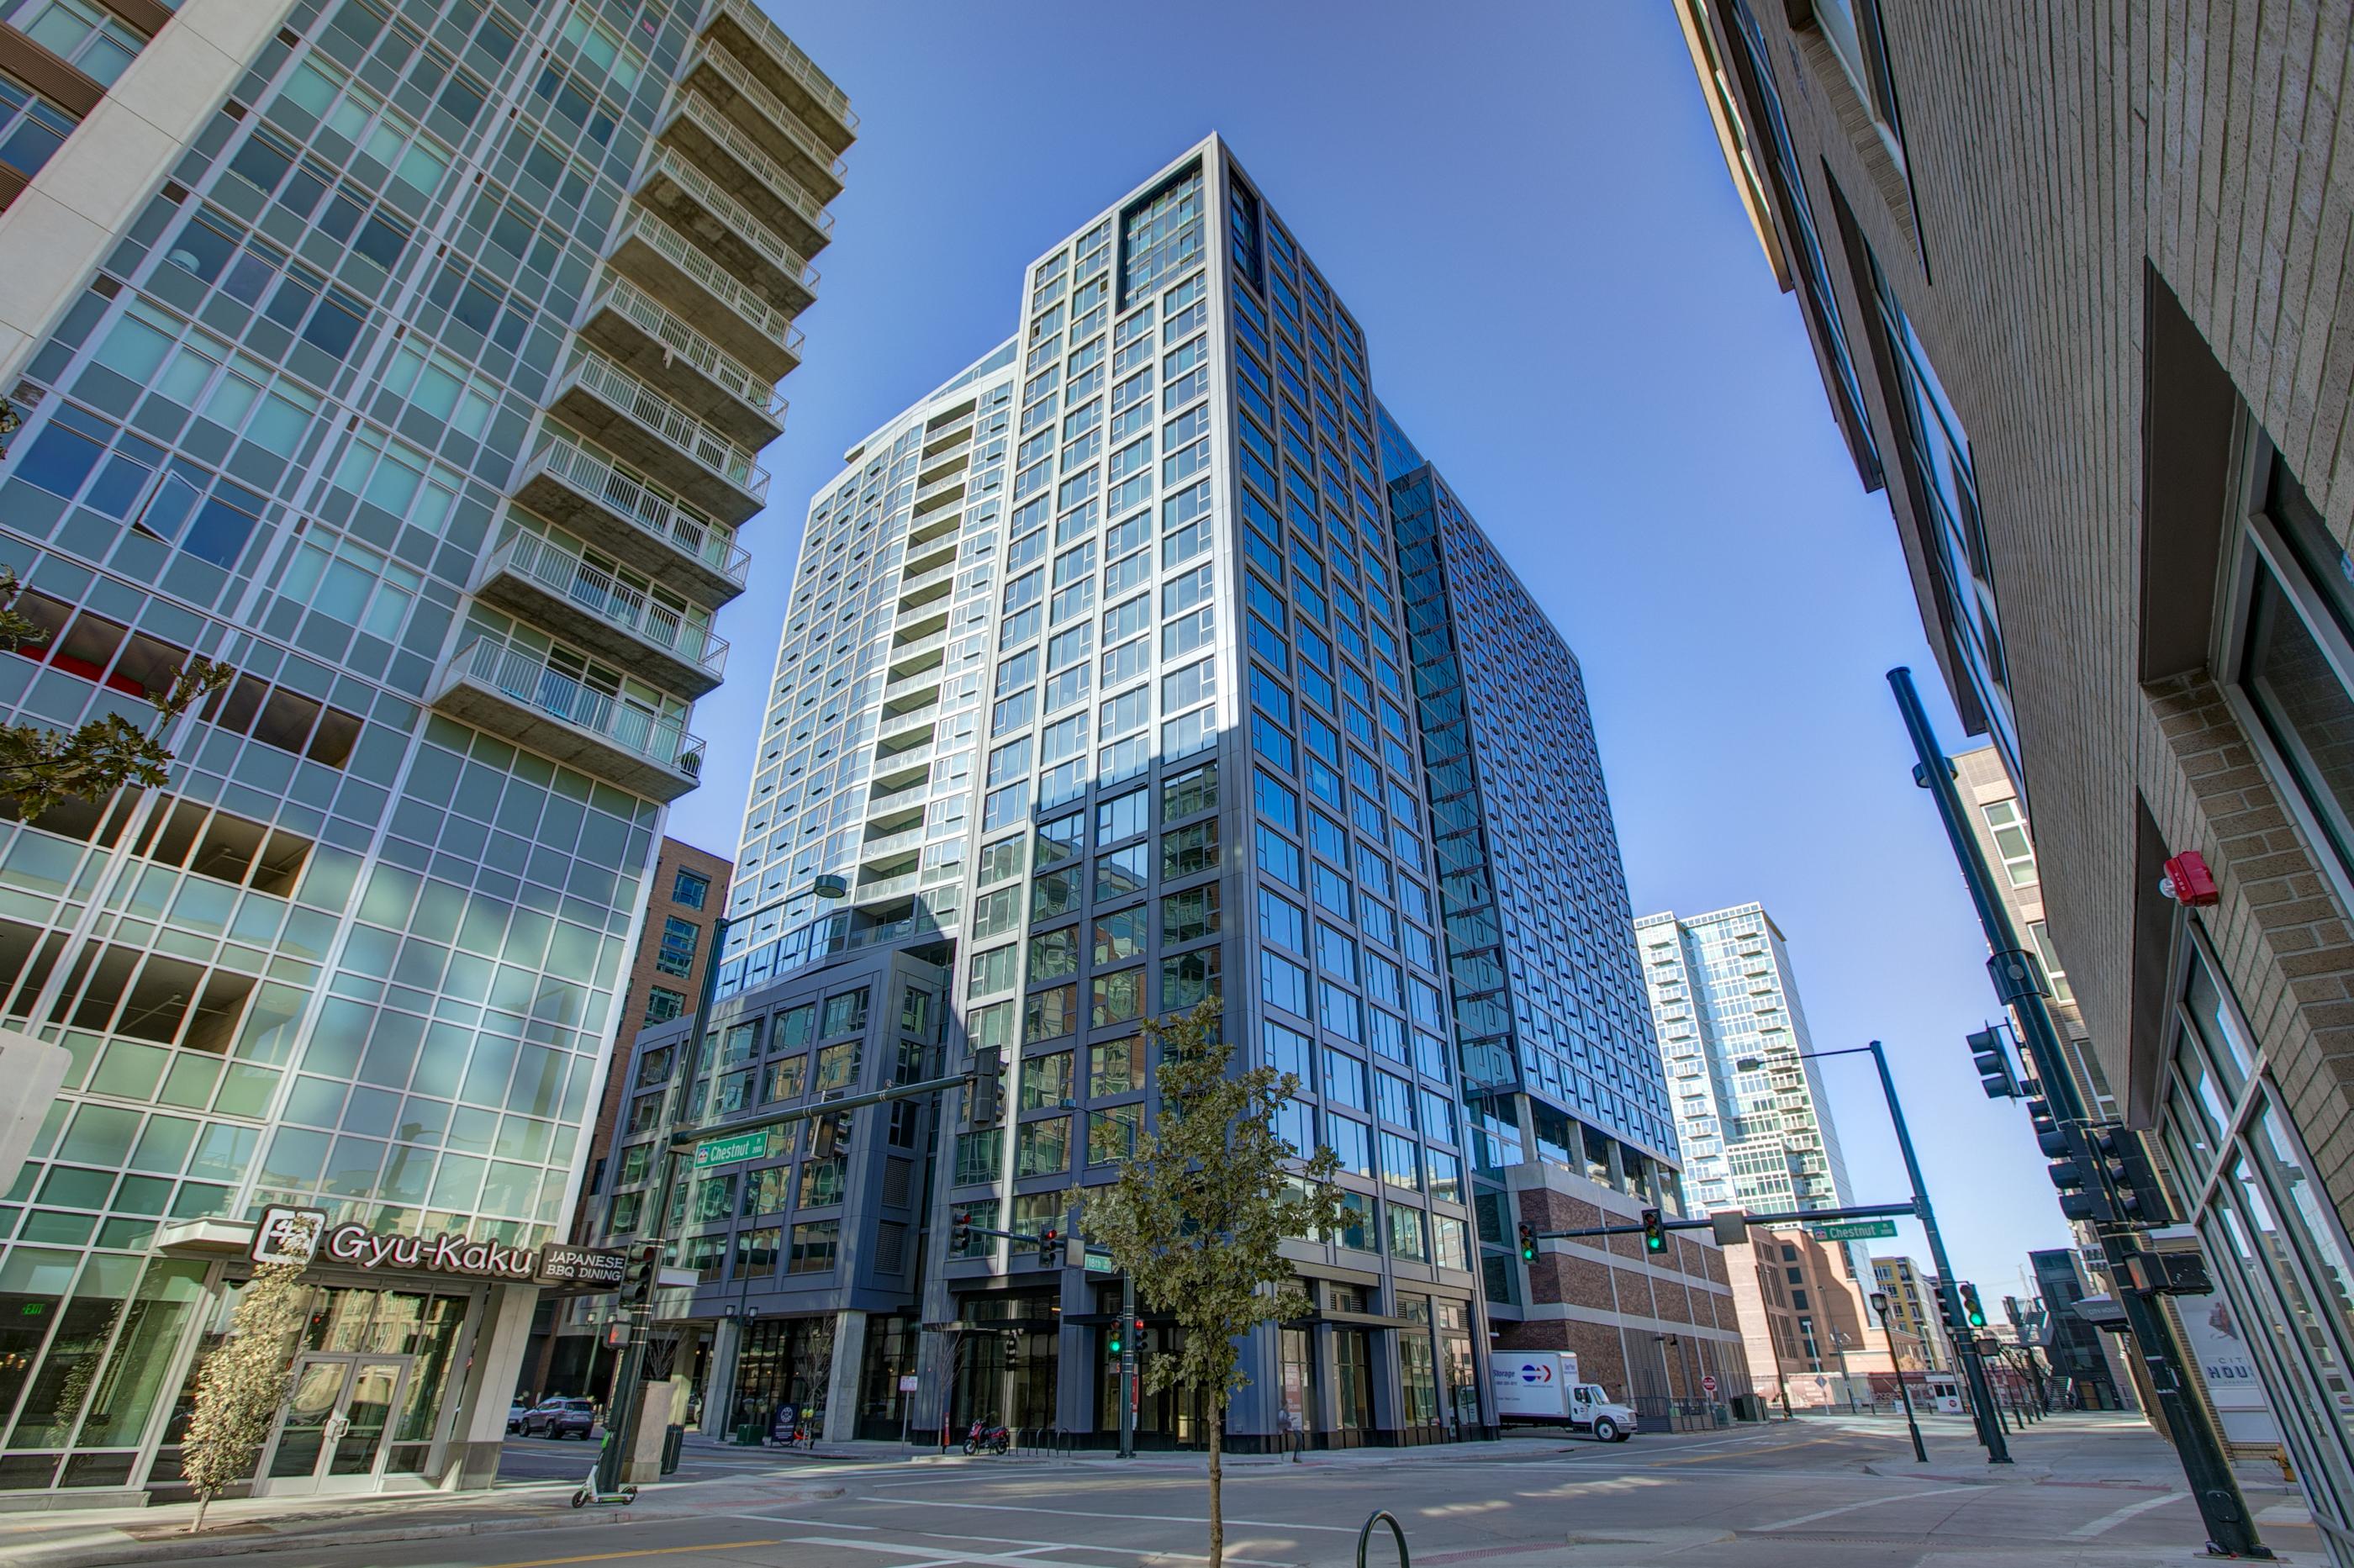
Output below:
[576,836,731,1236]
[1677,2,2354,1553]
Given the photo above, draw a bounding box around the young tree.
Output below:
[1084,1000,1348,1568]
[0,566,231,821]
[182,1264,310,1533]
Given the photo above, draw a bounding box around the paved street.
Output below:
[155,1412,2320,1568]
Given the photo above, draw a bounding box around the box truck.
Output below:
[1491,1351,1638,1440]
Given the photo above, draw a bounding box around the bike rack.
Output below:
[1358,1509,1409,1568]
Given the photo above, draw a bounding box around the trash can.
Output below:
[735,1421,765,1446]
[660,1424,684,1476]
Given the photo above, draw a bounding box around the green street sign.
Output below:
[694,1131,772,1169]
[1808,1219,1899,1242]
[1084,1252,1116,1274]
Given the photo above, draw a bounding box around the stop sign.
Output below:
[1701,1375,1718,1396]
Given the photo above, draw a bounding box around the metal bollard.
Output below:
[1358,1509,1409,1568]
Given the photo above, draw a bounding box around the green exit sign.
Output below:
[1808,1219,1899,1243]
[694,1130,773,1169]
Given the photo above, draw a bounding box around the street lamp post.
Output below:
[1870,1290,1929,1463]
[1736,1041,2009,1462]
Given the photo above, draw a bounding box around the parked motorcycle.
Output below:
[963,1418,1011,1455]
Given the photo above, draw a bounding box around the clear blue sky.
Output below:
[669,1,2075,1302]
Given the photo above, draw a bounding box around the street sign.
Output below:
[1808,1219,1899,1242]
[1701,1375,1718,1396]
[694,1130,773,1169]
[1084,1252,1116,1273]
[898,1374,920,1391]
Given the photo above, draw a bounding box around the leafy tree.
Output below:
[0,566,231,821]
[182,1264,310,1533]
[1084,1000,1347,1568]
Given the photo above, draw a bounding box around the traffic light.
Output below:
[1037,1227,1058,1267]
[951,1211,972,1254]
[1967,1027,2021,1099]
[1960,1282,1987,1329]
[1640,1208,1666,1254]
[1107,1318,1123,1356]
[620,1243,658,1307]
[2045,1122,2109,1224]
[969,1046,1003,1125]
[1517,1221,1538,1262]
[2108,1126,2177,1227]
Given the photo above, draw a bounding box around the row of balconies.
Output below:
[698,0,857,153]
[637,149,819,317]
[515,427,748,605]
[580,272,789,441]
[551,346,770,519]
[679,40,846,202]
[470,529,728,697]
[429,636,706,800]
[607,209,805,380]
[656,87,832,258]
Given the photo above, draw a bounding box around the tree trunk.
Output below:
[188,1495,208,1535]
[1206,1402,1223,1568]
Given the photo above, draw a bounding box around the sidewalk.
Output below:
[0,1470,851,1568]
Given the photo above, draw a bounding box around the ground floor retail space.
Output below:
[0,1241,537,1506]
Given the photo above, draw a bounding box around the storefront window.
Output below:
[1333,1328,1372,1431]
[73,1259,208,1449]
[4,1253,139,1449]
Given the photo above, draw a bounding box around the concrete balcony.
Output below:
[550,349,769,521]
[910,472,967,515]
[654,88,832,259]
[430,639,706,801]
[512,428,748,608]
[678,40,845,202]
[578,272,787,446]
[636,149,818,317]
[858,826,926,865]
[877,707,937,742]
[472,531,727,698]
[606,210,805,382]
[697,0,856,154]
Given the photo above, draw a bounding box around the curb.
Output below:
[10,1485,846,1568]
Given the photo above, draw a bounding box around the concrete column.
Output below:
[623,1381,670,1485]
[700,1319,742,1437]
[1054,1268,1094,1439]
[823,1309,866,1441]
[440,1282,538,1490]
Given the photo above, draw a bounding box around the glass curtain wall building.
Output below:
[0,0,847,1502]
[615,137,1500,1452]
[1385,442,1744,1412]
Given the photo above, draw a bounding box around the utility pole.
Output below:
[1890,668,2270,1555]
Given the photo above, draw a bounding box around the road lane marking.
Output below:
[729,1514,879,1528]
[1645,1438,1840,1465]
[1755,1484,1982,1531]
[859,1497,1358,1533]
[916,1529,1296,1566]
[2068,1491,2188,1538]
[789,1539,1177,1568]
[495,1544,783,1568]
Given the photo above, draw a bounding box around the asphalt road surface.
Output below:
[262,1414,2315,1568]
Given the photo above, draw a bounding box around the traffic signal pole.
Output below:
[1866,1038,2008,1463]
[1119,1269,1136,1460]
[1891,668,2269,1554]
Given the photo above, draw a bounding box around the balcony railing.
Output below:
[665,88,832,242]
[435,638,705,798]
[610,209,805,364]
[523,427,750,588]
[482,531,728,680]
[699,0,856,144]
[684,40,846,194]
[585,272,787,425]
[643,149,819,301]
[557,348,771,505]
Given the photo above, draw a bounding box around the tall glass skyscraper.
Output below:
[0,0,846,1502]
[601,132,1750,1449]
[1634,905,1853,1220]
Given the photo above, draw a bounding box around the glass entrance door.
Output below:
[257,1354,412,1496]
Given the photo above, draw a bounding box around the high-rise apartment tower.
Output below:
[0,0,847,1502]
